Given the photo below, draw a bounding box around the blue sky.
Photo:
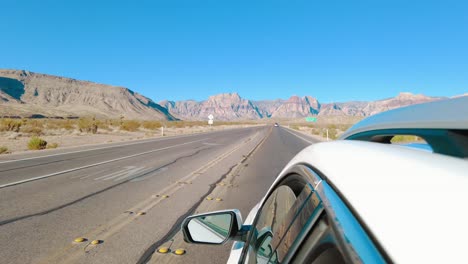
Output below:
[1,0,468,102]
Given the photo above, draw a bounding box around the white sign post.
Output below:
[208,114,214,127]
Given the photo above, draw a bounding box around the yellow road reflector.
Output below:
[158,247,170,254]
[74,237,86,243]
[162,195,169,198]
[206,197,213,200]
[215,198,223,202]
[174,248,186,255]
[219,183,225,186]
[91,240,102,245]
[137,212,146,216]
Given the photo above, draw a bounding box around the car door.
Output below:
[239,164,386,263]
[239,172,323,263]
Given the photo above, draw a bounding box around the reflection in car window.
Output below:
[249,182,318,263]
[272,191,321,262]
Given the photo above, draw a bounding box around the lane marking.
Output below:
[38,131,266,264]
[283,127,317,144]
[147,128,273,263]
[0,138,208,189]
[0,126,259,165]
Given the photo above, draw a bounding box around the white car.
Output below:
[181,97,468,263]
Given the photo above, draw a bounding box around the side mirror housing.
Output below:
[181,209,251,245]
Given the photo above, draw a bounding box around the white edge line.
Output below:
[0,138,208,189]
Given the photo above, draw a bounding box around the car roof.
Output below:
[279,141,468,263]
[339,96,468,158]
[340,96,468,140]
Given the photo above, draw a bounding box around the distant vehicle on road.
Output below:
[181,97,468,263]
[274,123,279,127]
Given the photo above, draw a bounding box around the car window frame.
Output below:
[298,164,389,264]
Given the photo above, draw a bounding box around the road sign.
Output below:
[208,114,214,120]
[305,117,317,122]
[208,119,213,125]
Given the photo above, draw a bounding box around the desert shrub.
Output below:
[142,121,162,130]
[47,142,59,149]
[0,118,22,132]
[45,120,60,130]
[21,126,43,135]
[0,146,9,154]
[311,128,320,135]
[78,118,98,134]
[60,120,75,130]
[95,120,110,130]
[28,137,47,150]
[109,119,122,127]
[391,135,422,143]
[120,120,140,131]
[20,119,44,135]
[290,125,300,131]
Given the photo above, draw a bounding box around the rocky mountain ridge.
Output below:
[0,69,452,121]
[161,92,446,120]
[0,69,175,120]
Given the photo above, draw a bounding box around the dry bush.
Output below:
[120,120,140,131]
[109,119,122,127]
[47,142,59,149]
[20,119,44,135]
[0,118,22,132]
[28,137,48,150]
[60,120,76,130]
[95,120,110,130]
[142,121,162,130]
[21,126,43,135]
[310,128,320,135]
[44,119,75,130]
[0,146,9,154]
[78,118,98,134]
[290,125,300,130]
[45,120,61,130]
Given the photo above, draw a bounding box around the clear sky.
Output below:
[2,0,468,103]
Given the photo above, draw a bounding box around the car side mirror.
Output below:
[182,209,251,245]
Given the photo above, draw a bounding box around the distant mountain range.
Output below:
[160,92,446,120]
[0,69,456,121]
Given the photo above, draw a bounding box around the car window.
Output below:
[246,179,319,263]
[292,213,346,264]
[271,191,321,262]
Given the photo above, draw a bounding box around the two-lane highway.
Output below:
[0,125,320,264]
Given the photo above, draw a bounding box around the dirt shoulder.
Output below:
[0,125,255,155]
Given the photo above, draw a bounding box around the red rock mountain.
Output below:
[0,69,450,121]
[162,93,445,120]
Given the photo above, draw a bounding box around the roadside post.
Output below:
[208,114,214,128]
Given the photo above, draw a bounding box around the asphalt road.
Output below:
[0,126,320,264]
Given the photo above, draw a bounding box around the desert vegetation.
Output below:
[285,120,355,140]
[0,146,9,154]
[0,117,258,154]
[27,136,48,150]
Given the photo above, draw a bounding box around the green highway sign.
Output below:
[305,117,317,122]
